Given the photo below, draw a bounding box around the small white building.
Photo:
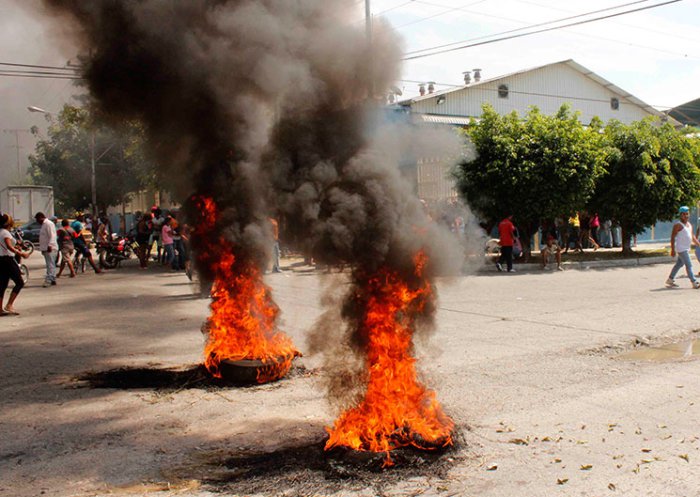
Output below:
[394,59,675,203]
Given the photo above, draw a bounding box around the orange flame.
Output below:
[324,252,454,465]
[193,196,299,382]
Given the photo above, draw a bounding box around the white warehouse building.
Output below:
[393,59,675,203]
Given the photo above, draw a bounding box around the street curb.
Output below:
[563,255,672,270]
[476,255,673,274]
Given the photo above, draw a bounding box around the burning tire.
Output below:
[217,354,297,385]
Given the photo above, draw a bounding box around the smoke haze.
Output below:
[30,0,472,408]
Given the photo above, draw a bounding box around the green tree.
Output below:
[589,119,700,254]
[454,103,606,256]
[29,104,155,215]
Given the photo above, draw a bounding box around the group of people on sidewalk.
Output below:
[134,207,190,272]
[494,205,700,287]
[495,214,563,272]
[0,211,109,316]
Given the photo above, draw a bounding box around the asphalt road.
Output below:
[0,253,698,497]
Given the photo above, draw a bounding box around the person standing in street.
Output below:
[170,212,185,271]
[36,212,58,287]
[71,218,103,274]
[160,216,174,268]
[269,217,282,273]
[56,219,77,278]
[135,213,152,269]
[0,214,30,315]
[496,214,516,273]
[666,206,700,289]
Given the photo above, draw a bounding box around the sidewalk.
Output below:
[481,242,673,273]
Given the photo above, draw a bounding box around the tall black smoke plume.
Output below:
[32,0,466,407]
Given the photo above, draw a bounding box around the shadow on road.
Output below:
[163,426,469,497]
[76,364,315,390]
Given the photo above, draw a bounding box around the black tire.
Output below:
[21,241,34,255]
[99,251,119,269]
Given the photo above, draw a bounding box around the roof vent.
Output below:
[473,68,481,83]
[419,83,426,96]
[427,82,435,94]
[463,71,471,85]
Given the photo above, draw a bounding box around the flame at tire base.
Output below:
[195,196,299,384]
[324,252,454,467]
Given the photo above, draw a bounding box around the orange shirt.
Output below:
[269,218,279,241]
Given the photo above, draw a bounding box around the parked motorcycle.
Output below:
[11,228,34,256]
[12,253,29,284]
[99,234,139,269]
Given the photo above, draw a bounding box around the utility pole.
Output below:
[365,0,374,99]
[2,129,30,183]
[28,106,108,219]
[90,129,97,219]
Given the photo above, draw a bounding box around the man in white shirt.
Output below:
[36,212,58,287]
[666,206,700,289]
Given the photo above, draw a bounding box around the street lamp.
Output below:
[28,105,100,218]
[27,106,49,114]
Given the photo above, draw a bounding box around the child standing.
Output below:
[161,216,174,268]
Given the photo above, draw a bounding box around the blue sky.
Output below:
[366,0,700,109]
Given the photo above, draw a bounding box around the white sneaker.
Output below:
[666,278,679,288]
[42,281,50,288]
[693,281,700,289]
[557,265,564,271]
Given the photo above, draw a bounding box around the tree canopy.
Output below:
[454,103,606,254]
[589,118,700,252]
[29,104,156,215]
[455,104,700,255]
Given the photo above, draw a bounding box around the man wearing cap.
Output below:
[666,206,700,289]
[36,211,58,287]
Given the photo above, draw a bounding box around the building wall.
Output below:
[105,189,179,216]
[416,157,458,203]
[410,63,653,125]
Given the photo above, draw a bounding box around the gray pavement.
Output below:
[0,251,698,497]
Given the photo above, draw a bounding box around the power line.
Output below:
[402,0,683,60]
[401,0,698,61]
[0,61,79,72]
[392,0,489,30]
[0,72,82,80]
[404,0,654,56]
[0,69,81,77]
[513,0,700,44]
[375,0,417,16]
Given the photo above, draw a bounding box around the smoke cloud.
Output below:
[31,0,469,408]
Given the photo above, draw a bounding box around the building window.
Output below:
[610,97,620,110]
[498,84,509,99]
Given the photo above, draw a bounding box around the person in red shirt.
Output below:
[497,214,516,272]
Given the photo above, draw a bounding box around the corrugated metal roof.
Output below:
[669,98,700,126]
[561,60,671,122]
[397,59,678,125]
[414,114,473,125]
